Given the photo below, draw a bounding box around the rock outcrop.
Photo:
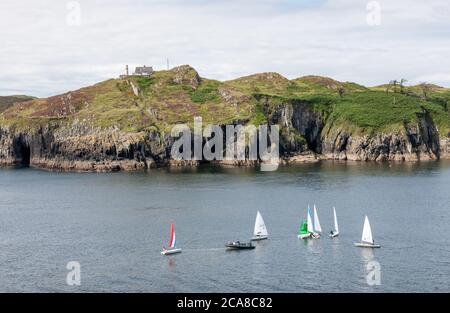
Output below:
[172,65,201,90]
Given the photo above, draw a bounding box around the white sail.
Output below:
[307,206,314,233]
[333,207,339,233]
[361,216,374,244]
[253,211,268,237]
[313,205,322,233]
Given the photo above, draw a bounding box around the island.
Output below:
[0,65,449,172]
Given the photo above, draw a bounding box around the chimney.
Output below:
[126,65,129,76]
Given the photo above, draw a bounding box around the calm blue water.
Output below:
[0,161,449,292]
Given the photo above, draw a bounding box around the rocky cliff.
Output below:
[0,66,449,171]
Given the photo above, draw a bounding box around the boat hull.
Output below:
[250,235,268,241]
[226,246,255,250]
[298,233,311,239]
[329,232,339,238]
[225,242,255,250]
[354,243,381,248]
[161,248,182,255]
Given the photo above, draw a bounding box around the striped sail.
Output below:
[169,223,176,248]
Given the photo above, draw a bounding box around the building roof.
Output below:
[134,66,154,75]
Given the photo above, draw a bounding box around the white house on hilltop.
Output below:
[133,65,154,76]
[120,65,154,78]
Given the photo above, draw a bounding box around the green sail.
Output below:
[299,220,309,235]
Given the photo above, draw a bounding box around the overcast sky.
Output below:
[1,0,449,97]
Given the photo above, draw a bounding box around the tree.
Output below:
[392,80,398,93]
[400,78,408,94]
[386,80,398,93]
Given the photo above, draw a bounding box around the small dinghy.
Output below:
[298,220,310,239]
[329,207,340,238]
[225,241,255,250]
[298,205,314,239]
[251,211,268,241]
[354,216,381,248]
[161,223,182,255]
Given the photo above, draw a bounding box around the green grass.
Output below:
[189,80,221,104]
[428,92,450,112]
[323,91,450,134]
[249,102,267,125]
[424,99,450,135]
[328,92,416,131]
[134,76,154,94]
[226,73,291,97]
[1,67,449,140]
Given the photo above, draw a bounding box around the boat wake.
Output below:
[181,248,227,252]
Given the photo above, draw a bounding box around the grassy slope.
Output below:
[0,67,449,137]
[0,95,36,113]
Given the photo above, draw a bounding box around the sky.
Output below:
[0,0,449,97]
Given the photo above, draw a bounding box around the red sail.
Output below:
[168,223,175,248]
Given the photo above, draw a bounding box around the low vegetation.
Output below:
[0,95,36,113]
[1,66,449,137]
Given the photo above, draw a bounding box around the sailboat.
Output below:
[161,223,182,255]
[298,205,314,239]
[312,204,322,239]
[298,220,310,239]
[329,207,339,238]
[354,216,381,248]
[251,211,268,241]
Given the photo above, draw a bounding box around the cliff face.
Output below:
[267,99,446,163]
[0,66,449,171]
[0,123,179,171]
[320,111,442,162]
[0,106,447,172]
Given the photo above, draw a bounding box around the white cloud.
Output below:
[413,74,450,86]
[0,0,449,97]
